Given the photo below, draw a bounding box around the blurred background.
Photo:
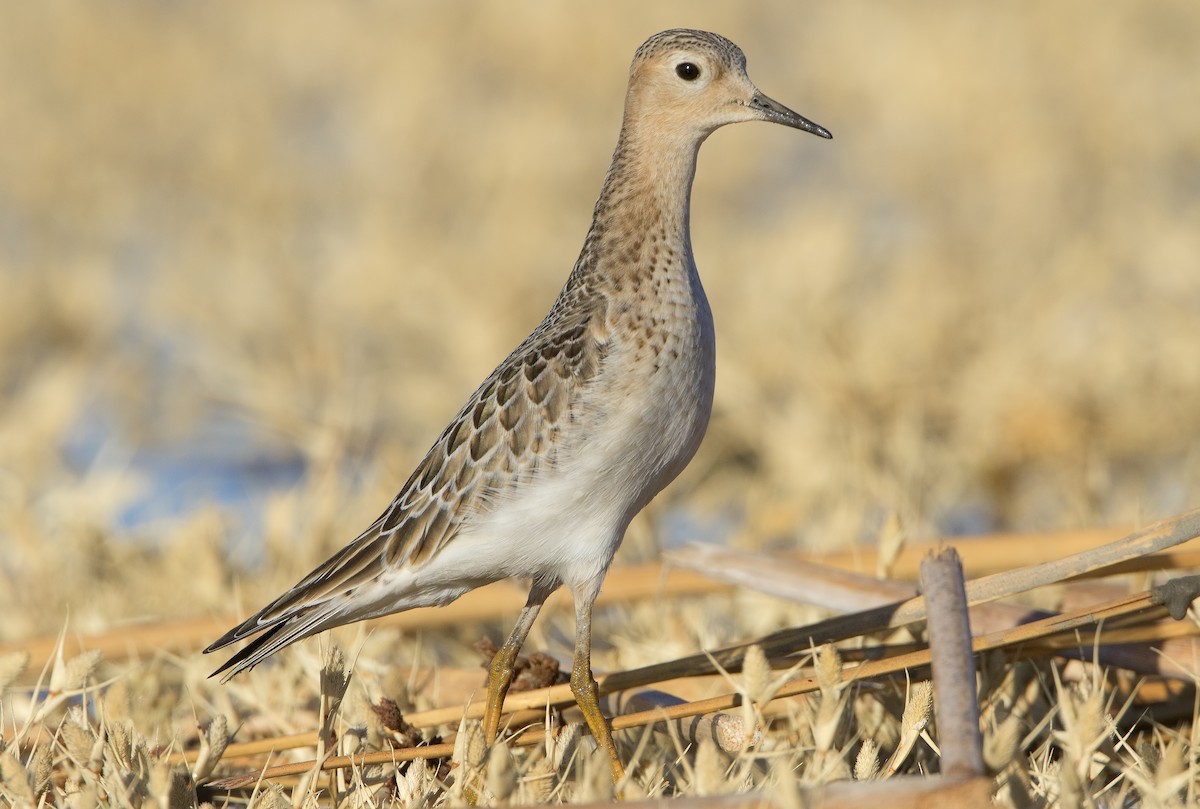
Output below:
[2,1,1199,640]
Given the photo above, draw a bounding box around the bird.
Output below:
[205,28,830,788]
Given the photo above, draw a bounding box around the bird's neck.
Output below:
[573,124,703,288]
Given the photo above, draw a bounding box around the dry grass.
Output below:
[2,1,1200,806]
[5,523,1200,807]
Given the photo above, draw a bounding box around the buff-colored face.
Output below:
[625,29,831,142]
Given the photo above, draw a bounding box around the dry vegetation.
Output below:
[2,2,1200,807]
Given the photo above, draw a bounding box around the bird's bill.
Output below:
[749,91,832,139]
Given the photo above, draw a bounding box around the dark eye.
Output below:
[675,62,701,81]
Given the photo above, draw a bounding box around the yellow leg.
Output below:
[570,596,626,791]
[482,582,553,743]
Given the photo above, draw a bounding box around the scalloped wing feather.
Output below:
[204,309,607,663]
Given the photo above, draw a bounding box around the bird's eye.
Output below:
[675,62,701,81]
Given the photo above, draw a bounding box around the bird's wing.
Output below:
[205,305,609,674]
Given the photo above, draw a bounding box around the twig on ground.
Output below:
[920,548,985,778]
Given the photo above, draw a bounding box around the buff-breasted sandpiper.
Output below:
[206,28,830,789]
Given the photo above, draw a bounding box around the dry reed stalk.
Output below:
[919,548,984,779]
[633,507,1200,686]
[672,542,1200,682]
[667,544,919,610]
[601,689,755,753]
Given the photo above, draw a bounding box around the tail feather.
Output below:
[207,623,289,680]
[204,516,395,671]
[203,615,263,655]
[205,604,340,680]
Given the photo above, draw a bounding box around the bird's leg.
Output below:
[569,593,626,791]
[482,580,555,743]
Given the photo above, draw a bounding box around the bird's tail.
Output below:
[204,604,336,681]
